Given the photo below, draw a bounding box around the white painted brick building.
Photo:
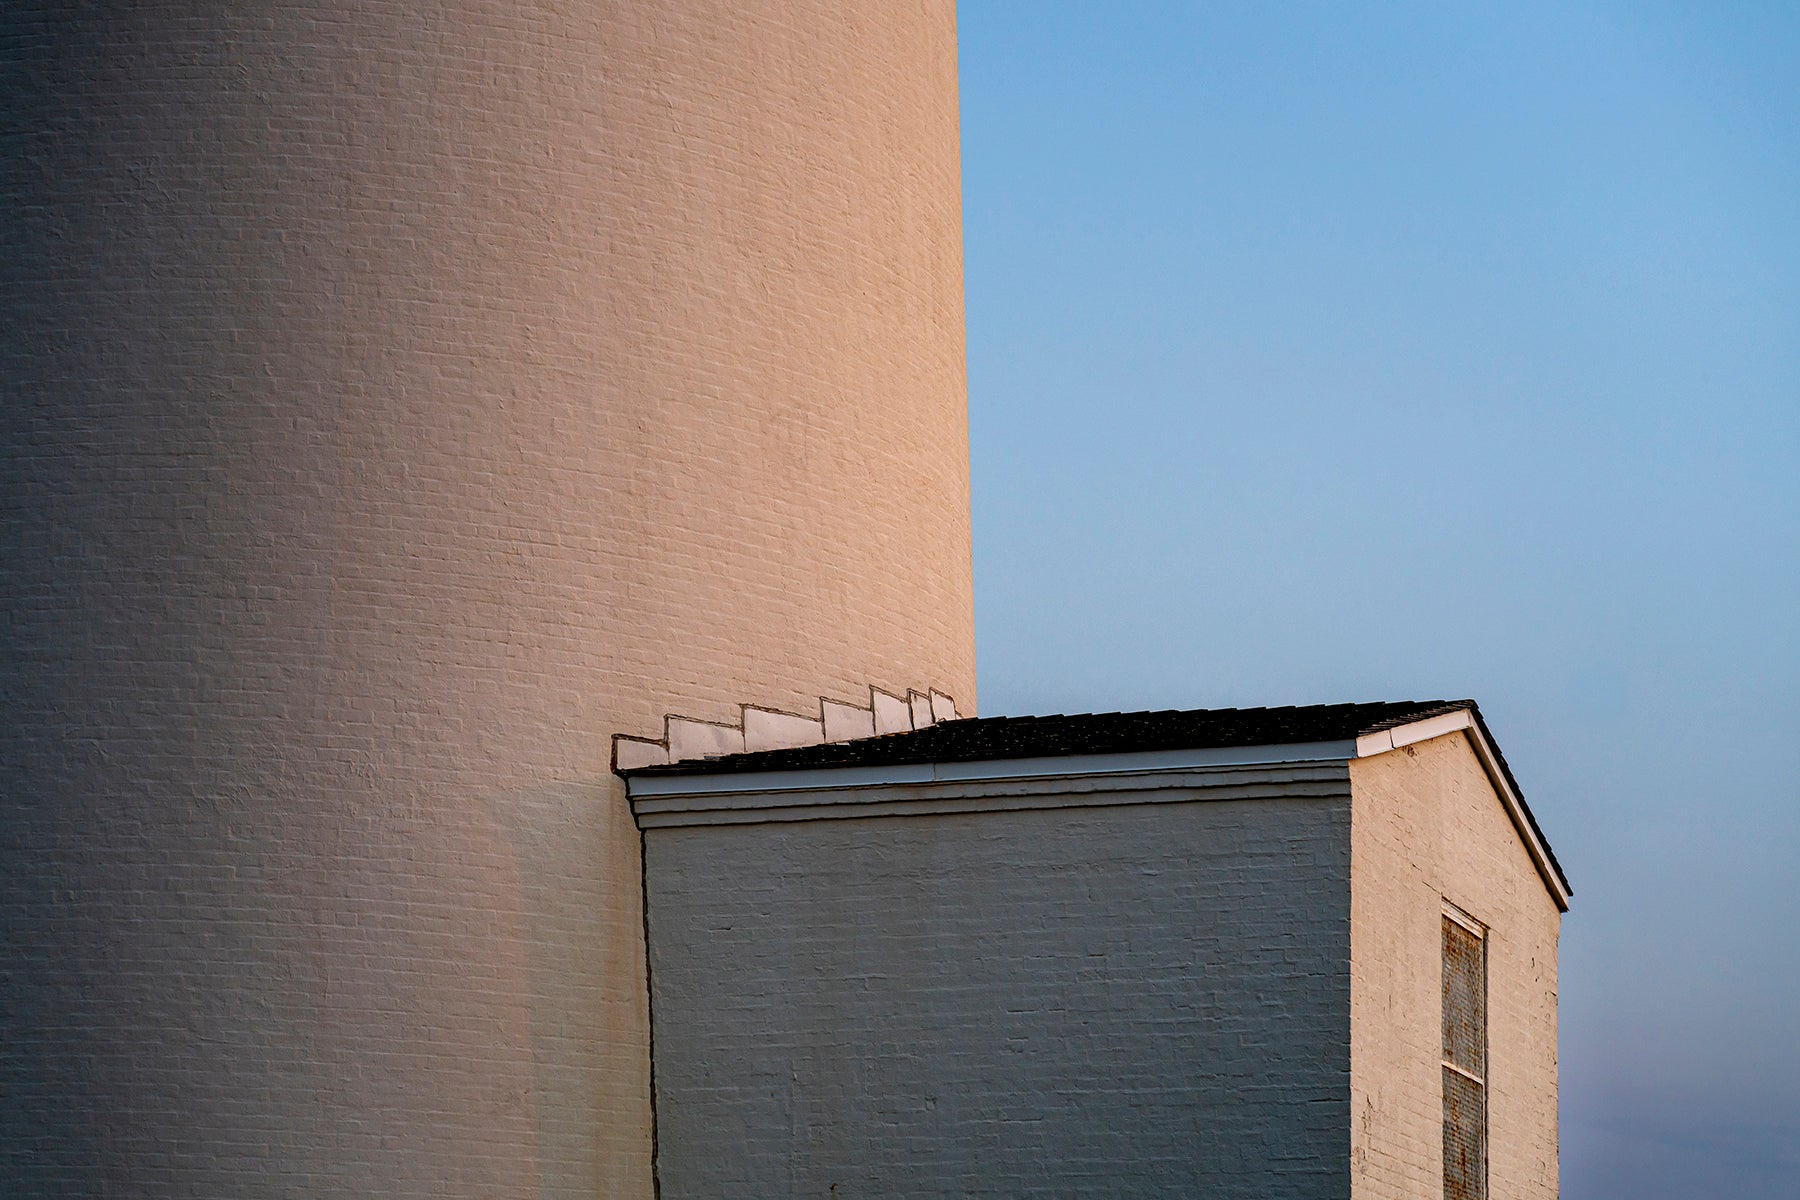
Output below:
[620,700,1569,1198]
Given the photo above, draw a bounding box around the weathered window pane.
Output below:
[1443,1066,1486,1200]
[1442,917,1485,1076]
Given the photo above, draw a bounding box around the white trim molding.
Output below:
[627,755,1352,829]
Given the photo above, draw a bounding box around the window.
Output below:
[1442,909,1487,1200]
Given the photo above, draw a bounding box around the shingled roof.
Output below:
[624,698,1468,776]
[621,698,1569,902]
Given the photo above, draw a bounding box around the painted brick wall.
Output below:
[1348,735,1562,1200]
[0,3,973,1196]
[643,796,1354,1198]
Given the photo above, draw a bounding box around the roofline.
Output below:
[624,738,1358,799]
[624,704,1571,913]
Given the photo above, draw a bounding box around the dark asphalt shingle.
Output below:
[625,699,1472,777]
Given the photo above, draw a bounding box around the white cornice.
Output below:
[630,757,1352,828]
[625,739,1356,800]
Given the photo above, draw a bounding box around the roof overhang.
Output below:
[625,709,1571,914]
[625,737,1356,801]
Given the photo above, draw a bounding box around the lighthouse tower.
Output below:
[0,3,973,1195]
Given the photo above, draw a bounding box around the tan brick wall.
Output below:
[1349,735,1562,1200]
[0,3,972,1196]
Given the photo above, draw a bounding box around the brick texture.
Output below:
[1348,734,1561,1200]
[643,796,1354,1198]
[0,3,973,1196]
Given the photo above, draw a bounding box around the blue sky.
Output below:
[957,4,1799,1195]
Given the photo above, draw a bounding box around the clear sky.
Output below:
[957,3,1799,1196]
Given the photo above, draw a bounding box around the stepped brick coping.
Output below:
[612,686,958,772]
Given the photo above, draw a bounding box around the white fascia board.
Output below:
[1354,708,1474,756]
[633,765,1351,827]
[1356,713,1571,913]
[625,739,1357,800]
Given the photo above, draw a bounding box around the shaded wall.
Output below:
[644,796,1353,1198]
[0,3,973,1195]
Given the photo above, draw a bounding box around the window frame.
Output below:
[1441,903,1489,1200]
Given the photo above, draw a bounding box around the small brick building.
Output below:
[619,699,1569,1198]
